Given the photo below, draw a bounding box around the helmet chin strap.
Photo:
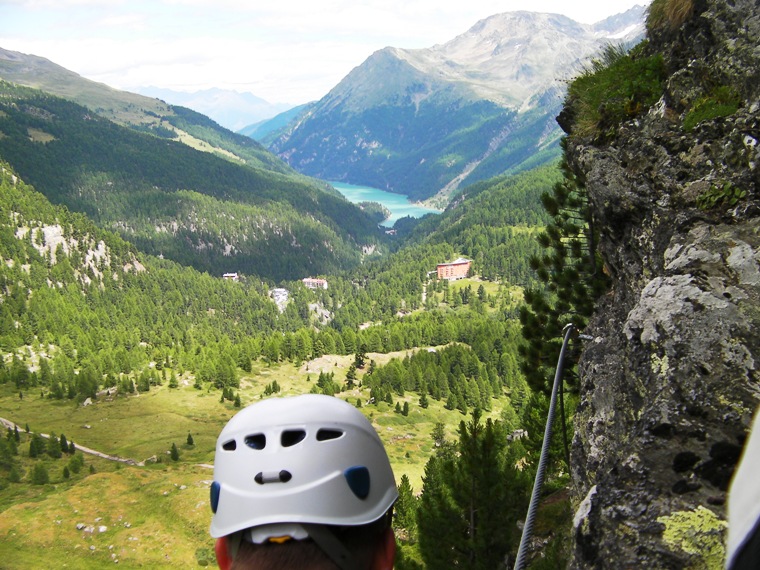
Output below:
[301,524,360,570]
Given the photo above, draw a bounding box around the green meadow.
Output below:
[0,351,510,569]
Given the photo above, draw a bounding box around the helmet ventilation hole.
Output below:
[222,440,236,451]
[281,429,306,447]
[316,429,344,441]
[255,470,293,484]
[245,434,267,450]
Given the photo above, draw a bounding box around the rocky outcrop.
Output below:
[565,0,760,567]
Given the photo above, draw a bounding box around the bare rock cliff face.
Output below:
[567,0,760,567]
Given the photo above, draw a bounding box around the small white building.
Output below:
[303,277,328,290]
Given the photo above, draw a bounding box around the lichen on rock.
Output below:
[658,506,727,570]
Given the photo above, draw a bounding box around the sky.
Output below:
[0,0,651,106]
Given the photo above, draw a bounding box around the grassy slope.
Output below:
[0,50,296,177]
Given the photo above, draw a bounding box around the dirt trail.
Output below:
[0,416,145,466]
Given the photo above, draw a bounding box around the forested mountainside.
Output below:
[0,164,291,375]
[527,0,759,566]
[0,82,380,281]
[401,165,559,282]
[0,155,568,567]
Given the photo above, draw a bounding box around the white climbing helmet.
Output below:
[209,394,398,540]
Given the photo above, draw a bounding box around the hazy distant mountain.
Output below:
[238,103,311,142]
[137,86,293,131]
[265,7,647,203]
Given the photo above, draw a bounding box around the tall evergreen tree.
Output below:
[345,363,358,389]
[28,433,46,458]
[519,145,609,394]
[47,433,62,459]
[31,463,49,485]
[395,474,419,543]
[417,410,529,569]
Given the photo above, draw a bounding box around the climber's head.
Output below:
[209,394,398,570]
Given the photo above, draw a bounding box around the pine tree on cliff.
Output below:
[519,143,608,394]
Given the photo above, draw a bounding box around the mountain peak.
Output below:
[267,7,647,200]
[393,9,644,107]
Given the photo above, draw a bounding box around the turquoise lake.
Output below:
[329,181,440,227]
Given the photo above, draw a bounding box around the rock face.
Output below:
[565,0,760,567]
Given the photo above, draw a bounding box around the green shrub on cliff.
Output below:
[564,44,665,140]
[683,86,741,132]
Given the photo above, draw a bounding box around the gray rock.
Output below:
[565,0,760,567]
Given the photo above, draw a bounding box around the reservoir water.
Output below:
[329,181,440,227]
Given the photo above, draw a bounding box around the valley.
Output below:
[0,157,552,567]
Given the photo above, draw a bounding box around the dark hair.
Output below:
[231,539,339,570]
[229,515,392,570]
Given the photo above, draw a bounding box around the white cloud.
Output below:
[1,0,651,104]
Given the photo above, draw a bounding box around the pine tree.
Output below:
[186,433,194,446]
[394,474,418,543]
[69,453,84,474]
[354,347,367,369]
[431,423,447,448]
[519,146,609,394]
[31,463,49,485]
[170,443,180,461]
[345,364,357,389]
[417,410,529,569]
[28,433,46,458]
[47,434,62,459]
[0,439,17,471]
